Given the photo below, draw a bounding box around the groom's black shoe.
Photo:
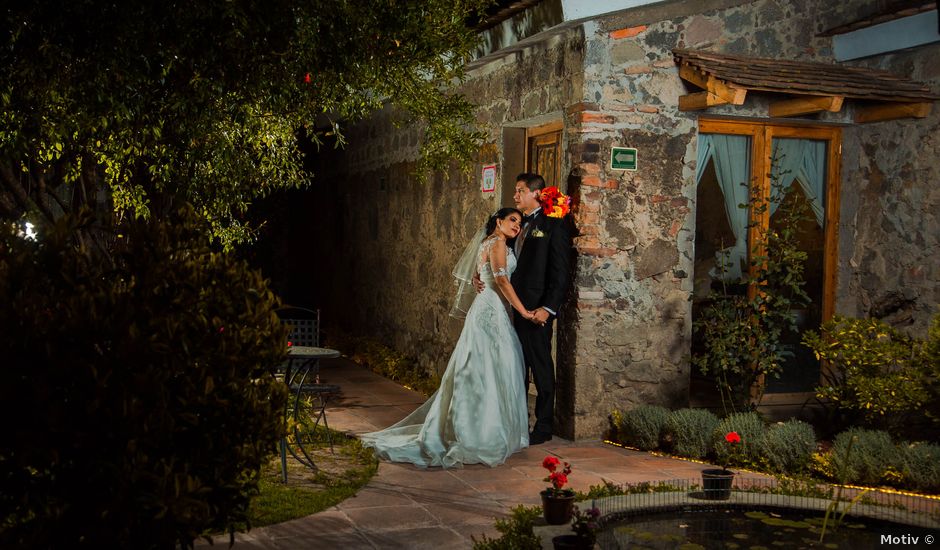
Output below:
[529,431,553,445]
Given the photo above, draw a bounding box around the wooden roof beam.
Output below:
[855,102,932,123]
[679,91,728,111]
[769,95,844,117]
[678,65,747,105]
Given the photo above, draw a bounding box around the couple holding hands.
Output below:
[362,173,572,468]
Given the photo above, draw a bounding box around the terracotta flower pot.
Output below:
[541,489,575,524]
[701,468,734,500]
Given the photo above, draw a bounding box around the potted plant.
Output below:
[540,456,575,524]
[701,431,740,500]
[552,504,601,549]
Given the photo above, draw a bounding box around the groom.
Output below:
[510,173,572,444]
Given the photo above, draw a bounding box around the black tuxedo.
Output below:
[510,211,572,436]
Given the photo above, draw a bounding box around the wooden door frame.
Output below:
[524,119,564,375]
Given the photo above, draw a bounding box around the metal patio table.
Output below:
[278,345,341,482]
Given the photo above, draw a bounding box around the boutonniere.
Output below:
[530,228,546,238]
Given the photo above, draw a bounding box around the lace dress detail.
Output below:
[360,236,528,467]
[477,237,513,277]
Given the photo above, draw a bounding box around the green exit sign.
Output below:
[610,147,638,171]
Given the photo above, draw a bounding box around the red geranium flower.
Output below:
[541,456,573,496]
[720,431,743,472]
[304,73,312,84]
[548,471,568,489]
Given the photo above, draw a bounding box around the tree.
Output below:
[0,0,490,245]
[0,207,289,548]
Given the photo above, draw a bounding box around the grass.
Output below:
[245,427,378,528]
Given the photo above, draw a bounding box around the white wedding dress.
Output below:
[360,238,529,467]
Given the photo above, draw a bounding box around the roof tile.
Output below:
[672,48,940,102]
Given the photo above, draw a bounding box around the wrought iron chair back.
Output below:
[277,306,320,347]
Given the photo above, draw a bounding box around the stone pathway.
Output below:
[199,358,743,549]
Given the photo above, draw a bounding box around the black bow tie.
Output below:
[524,212,537,222]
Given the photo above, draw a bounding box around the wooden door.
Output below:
[527,122,563,188]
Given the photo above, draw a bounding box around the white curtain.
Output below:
[696,133,751,280]
[770,138,826,227]
[800,140,826,227]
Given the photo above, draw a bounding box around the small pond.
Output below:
[597,508,938,549]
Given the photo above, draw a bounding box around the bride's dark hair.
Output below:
[484,207,523,239]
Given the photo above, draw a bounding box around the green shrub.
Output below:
[829,428,900,486]
[578,480,689,500]
[804,315,937,432]
[713,412,765,468]
[612,405,670,451]
[472,505,542,550]
[916,314,940,430]
[899,441,940,493]
[0,209,288,549]
[757,420,816,473]
[664,408,719,459]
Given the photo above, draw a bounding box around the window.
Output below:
[693,119,842,395]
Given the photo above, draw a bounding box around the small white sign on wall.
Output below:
[481,164,497,193]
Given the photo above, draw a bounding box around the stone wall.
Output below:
[562,0,832,436]
[838,45,940,335]
[305,27,587,380]
[558,0,939,436]
[301,0,939,439]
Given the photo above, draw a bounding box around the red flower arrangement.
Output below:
[542,455,573,496]
[539,186,571,218]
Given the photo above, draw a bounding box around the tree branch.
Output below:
[43,183,70,216]
[0,163,39,220]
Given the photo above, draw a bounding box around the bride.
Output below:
[360,208,534,467]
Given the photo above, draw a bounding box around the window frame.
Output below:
[698,118,842,323]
